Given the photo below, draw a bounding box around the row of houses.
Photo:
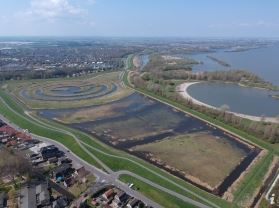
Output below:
[0,120,93,208]
[0,123,36,148]
[89,186,150,208]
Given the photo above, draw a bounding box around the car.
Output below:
[27,153,40,159]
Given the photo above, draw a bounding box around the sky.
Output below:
[0,0,279,37]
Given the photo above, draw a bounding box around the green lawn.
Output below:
[120,175,198,208]
[232,152,274,207]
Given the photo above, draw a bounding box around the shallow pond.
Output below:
[51,86,82,95]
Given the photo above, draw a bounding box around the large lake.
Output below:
[187,82,279,117]
[189,44,279,86]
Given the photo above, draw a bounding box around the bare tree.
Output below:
[220,104,230,112]
[260,115,266,123]
[0,148,32,185]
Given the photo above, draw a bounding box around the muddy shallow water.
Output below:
[39,92,260,195]
[21,83,117,101]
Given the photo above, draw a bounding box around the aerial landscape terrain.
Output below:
[1,1,279,208]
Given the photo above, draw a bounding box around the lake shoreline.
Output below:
[178,82,279,123]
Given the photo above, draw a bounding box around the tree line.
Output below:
[130,72,279,144]
[141,69,277,90]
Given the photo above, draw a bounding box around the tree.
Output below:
[260,115,266,123]
[0,148,32,185]
[220,104,230,112]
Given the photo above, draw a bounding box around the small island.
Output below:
[272,94,279,99]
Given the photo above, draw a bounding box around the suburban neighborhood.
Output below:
[0,119,154,208]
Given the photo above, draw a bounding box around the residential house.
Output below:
[52,196,69,208]
[52,163,73,180]
[0,125,16,137]
[114,190,129,204]
[74,166,89,183]
[102,188,115,201]
[18,180,50,208]
[63,176,76,188]
[0,120,5,127]
[0,192,7,208]
[127,198,139,208]
[41,145,64,160]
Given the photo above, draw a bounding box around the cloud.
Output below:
[0,15,9,24]
[85,0,97,5]
[0,0,97,36]
[208,20,279,29]
[237,20,279,28]
[18,0,85,21]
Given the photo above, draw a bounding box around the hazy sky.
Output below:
[0,0,279,37]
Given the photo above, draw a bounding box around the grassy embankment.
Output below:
[0,89,229,208]
[125,54,135,70]
[232,152,274,206]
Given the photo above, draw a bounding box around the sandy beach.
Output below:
[178,82,279,123]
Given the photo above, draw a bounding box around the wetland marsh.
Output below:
[5,71,261,196]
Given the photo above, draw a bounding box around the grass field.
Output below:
[132,132,247,190]
[120,175,198,208]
